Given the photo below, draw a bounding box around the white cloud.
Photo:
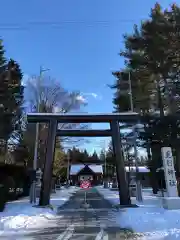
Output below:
[91,93,98,98]
[76,92,102,103]
[84,92,102,100]
[76,95,87,103]
[75,92,102,104]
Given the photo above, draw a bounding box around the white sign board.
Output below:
[161,147,178,197]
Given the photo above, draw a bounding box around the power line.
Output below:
[0,19,142,25]
[0,19,144,31]
[2,18,180,31]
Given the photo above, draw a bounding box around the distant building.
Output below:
[70,164,103,186]
[70,164,150,187]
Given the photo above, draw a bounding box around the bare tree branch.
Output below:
[25,74,90,147]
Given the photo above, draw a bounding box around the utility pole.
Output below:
[157,81,164,117]
[104,147,108,188]
[97,140,108,188]
[104,150,107,178]
[128,72,134,112]
[128,71,143,202]
[30,66,49,204]
[66,151,70,186]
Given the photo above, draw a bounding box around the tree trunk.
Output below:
[150,143,162,194]
[163,77,176,114]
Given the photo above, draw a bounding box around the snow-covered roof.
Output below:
[125,166,149,173]
[70,164,149,175]
[70,164,103,175]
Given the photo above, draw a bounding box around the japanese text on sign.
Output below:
[161,147,178,197]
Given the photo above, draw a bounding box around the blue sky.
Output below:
[1,0,175,153]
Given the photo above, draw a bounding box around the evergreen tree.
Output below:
[90,151,99,163]
[0,40,24,157]
[0,40,9,148]
[7,59,24,140]
[111,3,180,192]
[81,149,89,163]
[111,71,132,112]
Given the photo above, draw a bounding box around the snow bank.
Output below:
[116,207,180,239]
[96,186,180,239]
[96,186,163,207]
[0,186,79,236]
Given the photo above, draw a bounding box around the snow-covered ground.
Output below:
[0,186,79,236]
[97,186,164,207]
[96,186,180,239]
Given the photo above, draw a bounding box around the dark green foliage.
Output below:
[120,3,180,114]
[111,71,131,112]
[0,185,7,212]
[0,40,24,154]
[68,147,101,164]
[0,40,6,66]
[112,3,180,115]
[7,59,24,140]
[13,143,29,166]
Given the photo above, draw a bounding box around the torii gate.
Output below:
[27,112,139,206]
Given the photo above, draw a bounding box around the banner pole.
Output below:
[84,191,86,203]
